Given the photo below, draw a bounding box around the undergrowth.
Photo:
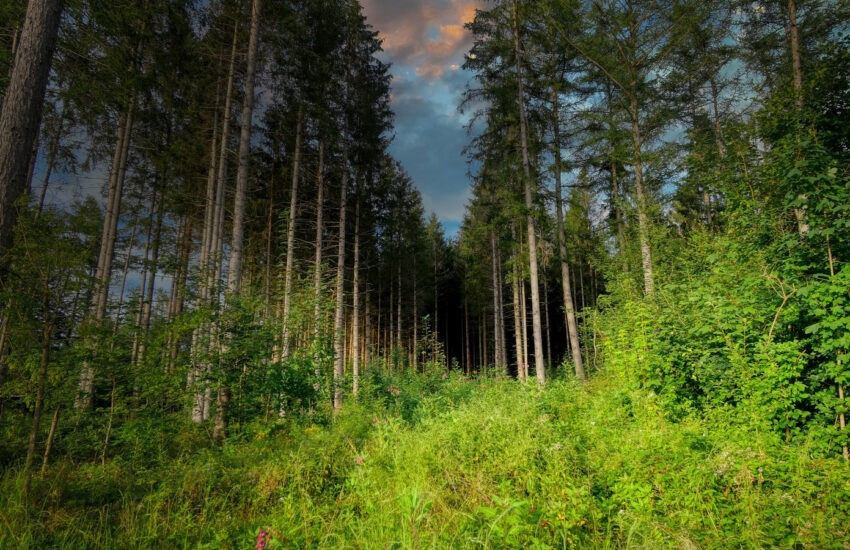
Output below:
[1,368,848,548]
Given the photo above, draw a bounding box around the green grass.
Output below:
[2,370,848,548]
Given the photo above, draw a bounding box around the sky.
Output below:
[360,0,483,236]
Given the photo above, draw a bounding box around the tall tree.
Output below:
[0,0,64,270]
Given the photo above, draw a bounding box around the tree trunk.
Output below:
[413,254,418,371]
[496,243,507,371]
[352,195,361,394]
[511,230,524,381]
[0,0,64,266]
[215,0,260,441]
[75,94,135,409]
[433,236,438,366]
[313,140,325,337]
[40,405,60,475]
[208,19,239,300]
[464,299,471,375]
[226,0,262,295]
[36,103,66,217]
[136,189,164,367]
[95,95,136,320]
[333,170,348,411]
[397,260,402,358]
[282,107,302,358]
[114,204,140,325]
[630,93,654,295]
[788,0,803,105]
[512,0,545,385]
[131,191,157,368]
[787,0,809,235]
[543,274,551,368]
[553,85,585,380]
[519,270,528,381]
[491,231,505,374]
[24,320,53,495]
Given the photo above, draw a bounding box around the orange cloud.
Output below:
[361,0,483,80]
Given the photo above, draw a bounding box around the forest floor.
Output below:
[2,369,849,548]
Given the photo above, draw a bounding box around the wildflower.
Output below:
[356,455,363,465]
[256,528,266,550]
[442,372,448,379]
[372,416,378,424]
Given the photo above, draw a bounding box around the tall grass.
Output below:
[2,368,848,548]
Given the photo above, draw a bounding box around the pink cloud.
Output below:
[361,0,482,80]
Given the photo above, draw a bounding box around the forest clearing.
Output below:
[1,0,849,548]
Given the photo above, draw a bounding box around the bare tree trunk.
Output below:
[788,0,803,106]
[208,19,239,300]
[95,96,136,320]
[333,170,348,411]
[215,0,261,442]
[630,94,654,295]
[364,281,371,366]
[464,299,471,375]
[226,0,262,295]
[136,190,164,367]
[496,243,507,371]
[0,0,64,266]
[25,319,53,495]
[131,191,157,368]
[281,107,302,358]
[352,195,360,394]
[114,204,140,325]
[413,254,418,371]
[543,275,551,368]
[553,86,585,380]
[512,0,545,385]
[76,94,136,409]
[491,231,505,374]
[397,261,402,359]
[40,405,60,475]
[313,141,325,337]
[511,228,524,382]
[787,0,809,235]
[35,104,66,217]
[519,270,528,380]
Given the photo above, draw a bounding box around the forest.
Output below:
[0,0,849,547]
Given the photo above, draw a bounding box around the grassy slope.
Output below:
[2,371,848,548]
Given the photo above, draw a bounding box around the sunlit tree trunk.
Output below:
[313,141,325,337]
[629,92,654,295]
[281,107,302,359]
[491,231,505,374]
[333,170,348,411]
[553,85,585,380]
[512,0,545,385]
[216,0,261,442]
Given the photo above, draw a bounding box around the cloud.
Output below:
[361,0,483,235]
[362,0,482,81]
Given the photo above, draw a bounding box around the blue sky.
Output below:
[361,0,483,236]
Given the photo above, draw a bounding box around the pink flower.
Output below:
[372,416,378,424]
[356,455,363,465]
[256,528,266,550]
[442,372,448,379]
